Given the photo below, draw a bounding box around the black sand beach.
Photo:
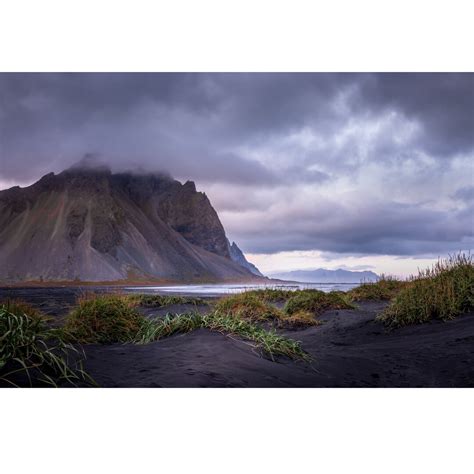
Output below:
[2,287,473,388]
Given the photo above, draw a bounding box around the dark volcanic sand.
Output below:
[1,287,474,387]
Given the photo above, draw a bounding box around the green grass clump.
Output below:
[244,288,295,302]
[132,312,203,343]
[54,292,311,363]
[129,293,207,308]
[62,293,309,359]
[205,313,309,360]
[214,292,284,322]
[284,289,354,316]
[214,290,347,327]
[378,254,474,327]
[278,310,323,329]
[64,294,145,343]
[0,301,92,387]
[132,311,309,361]
[347,275,407,301]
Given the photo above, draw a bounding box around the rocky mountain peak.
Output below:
[0,162,263,283]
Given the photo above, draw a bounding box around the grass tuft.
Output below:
[278,310,323,329]
[128,293,207,308]
[0,301,92,387]
[378,254,474,327]
[132,311,309,361]
[214,289,351,328]
[283,289,354,316]
[62,293,310,361]
[132,312,203,344]
[347,275,407,301]
[244,288,295,302]
[64,293,145,343]
[213,292,283,322]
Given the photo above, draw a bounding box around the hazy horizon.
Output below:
[1,73,472,277]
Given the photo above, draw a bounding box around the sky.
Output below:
[0,73,473,277]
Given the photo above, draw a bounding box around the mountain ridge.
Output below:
[0,161,263,284]
[269,268,378,283]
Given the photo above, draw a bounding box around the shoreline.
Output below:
[1,286,474,388]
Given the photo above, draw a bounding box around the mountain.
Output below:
[0,160,263,283]
[228,240,264,277]
[269,268,378,283]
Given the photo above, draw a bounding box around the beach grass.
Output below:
[213,292,284,322]
[128,293,207,308]
[132,311,309,360]
[213,289,354,327]
[244,288,295,302]
[378,254,474,326]
[132,312,203,343]
[0,300,92,387]
[347,275,407,301]
[214,291,324,327]
[283,289,354,316]
[62,292,309,360]
[278,310,323,328]
[64,293,144,343]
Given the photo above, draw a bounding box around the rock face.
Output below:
[228,240,264,277]
[0,162,263,283]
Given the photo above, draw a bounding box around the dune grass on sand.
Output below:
[63,293,309,361]
[64,294,144,344]
[347,275,408,301]
[127,293,207,308]
[133,312,309,361]
[0,299,93,387]
[213,289,352,328]
[378,254,474,327]
[3,254,471,386]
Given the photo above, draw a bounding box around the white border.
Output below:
[0,0,473,71]
[1,388,473,474]
[1,1,473,473]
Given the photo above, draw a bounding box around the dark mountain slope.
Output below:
[0,162,262,283]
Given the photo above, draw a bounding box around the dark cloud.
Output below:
[452,185,474,203]
[356,73,474,157]
[0,73,472,258]
[228,199,474,256]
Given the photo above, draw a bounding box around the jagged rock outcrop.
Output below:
[0,161,263,283]
[228,240,264,277]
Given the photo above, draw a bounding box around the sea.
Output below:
[124,282,360,297]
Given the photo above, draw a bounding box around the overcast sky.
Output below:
[0,73,472,276]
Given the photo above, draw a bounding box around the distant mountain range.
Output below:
[0,159,263,283]
[269,268,378,283]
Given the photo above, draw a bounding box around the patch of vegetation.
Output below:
[347,275,407,301]
[277,310,323,329]
[63,293,309,361]
[132,312,203,343]
[205,313,309,360]
[64,294,145,343]
[213,292,284,322]
[0,301,92,387]
[284,289,354,316]
[129,293,207,308]
[214,289,349,327]
[244,288,295,302]
[132,312,309,361]
[378,254,474,327]
[0,299,45,320]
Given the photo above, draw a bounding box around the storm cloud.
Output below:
[0,73,472,259]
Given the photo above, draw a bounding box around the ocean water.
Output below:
[125,282,360,297]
